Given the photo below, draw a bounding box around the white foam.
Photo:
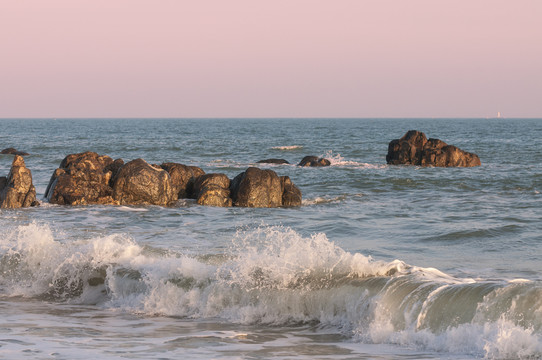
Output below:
[271,145,303,150]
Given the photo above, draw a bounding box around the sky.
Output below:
[1,0,541,118]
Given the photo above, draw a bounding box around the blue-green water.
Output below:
[1,118,541,359]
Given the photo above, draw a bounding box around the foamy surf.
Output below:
[271,145,304,150]
[1,222,541,359]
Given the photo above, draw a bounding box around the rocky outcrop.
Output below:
[45,151,117,205]
[112,159,175,206]
[386,130,481,167]
[193,173,232,207]
[257,158,290,165]
[0,155,39,208]
[298,156,331,167]
[1,148,30,156]
[160,163,205,199]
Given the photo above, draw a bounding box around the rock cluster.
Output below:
[44,152,302,208]
[0,155,39,208]
[386,130,481,167]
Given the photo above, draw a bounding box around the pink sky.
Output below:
[1,0,541,118]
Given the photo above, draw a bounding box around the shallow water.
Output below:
[1,118,541,359]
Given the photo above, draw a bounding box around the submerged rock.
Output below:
[257,158,290,165]
[1,147,30,156]
[0,155,39,208]
[386,130,481,167]
[298,156,331,167]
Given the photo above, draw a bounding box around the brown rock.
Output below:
[0,155,39,208]
[298,156,331,167]
[257,158,290,165]
[230,167,282,207]
[193,173,232,207]
[386,130,481,167]
[112,158,175,206]
[1,148,30,156]
[280,176,302,207]
[45,151,116,205]
[161,163,205,199]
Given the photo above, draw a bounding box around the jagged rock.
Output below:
[386,130,481,167]
[45,151,116,205]
[1,148,30,156]
[230,167,283,207]
[298,156,331,167]
[112,158,175,206]
[0,155,39,208]
[280,176,302,207]
[193,173,232,207]
[257,158,290,165]
[161,163,205,199]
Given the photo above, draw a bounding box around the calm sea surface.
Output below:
[1,118,541,359]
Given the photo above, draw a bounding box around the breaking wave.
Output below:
[1,222,541,359]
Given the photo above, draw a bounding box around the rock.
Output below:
[193,173,232,207]
[257,158,290,165]
[0,155,39,208]
[280,176,302,207]
[45,151,116,205]
[230,167,283,207]
[386,130,481,167]
[161,163,205,199]
[298,156,331,167]
[1,147,30,156]
[112,158,175,206]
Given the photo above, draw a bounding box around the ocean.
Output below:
[1,118,541,359]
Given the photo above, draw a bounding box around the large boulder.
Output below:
[45,151,117,205]
[193,173,232,207]
[0,155,39,208]
[230,167,283,207]
[386,130,481,167]
[160,163,205,199]
[298,156,331,167]
[112,158,175,206]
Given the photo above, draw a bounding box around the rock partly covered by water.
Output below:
[386,130,481,167]
[257,158,290,165]
[0,155,39,208]
[298,156,331,167]
[1,147,30,156]
[45,152,301,208]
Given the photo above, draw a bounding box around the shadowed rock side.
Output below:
[45,151,119,205]
[0,155,39,208]
[280,176,302,207]
[298,156,331,167]
[386,130,481,167]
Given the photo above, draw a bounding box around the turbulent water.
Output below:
[1,118,541,359]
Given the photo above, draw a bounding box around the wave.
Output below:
[271,145,304,150]
[1,223,541,359]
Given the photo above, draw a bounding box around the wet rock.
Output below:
[298,156,331,167]
[257,158,290,165]
[45,151,116,205]
[0,155,39,208]
[193,173,232,207]
[1,148,30,156]
[280,176,302,207]
[386,130,481,167]
[161,163,205,199]
[112,158,175,206]
[230,167,283,207]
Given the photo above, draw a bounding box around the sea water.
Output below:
[0,118,541,359]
